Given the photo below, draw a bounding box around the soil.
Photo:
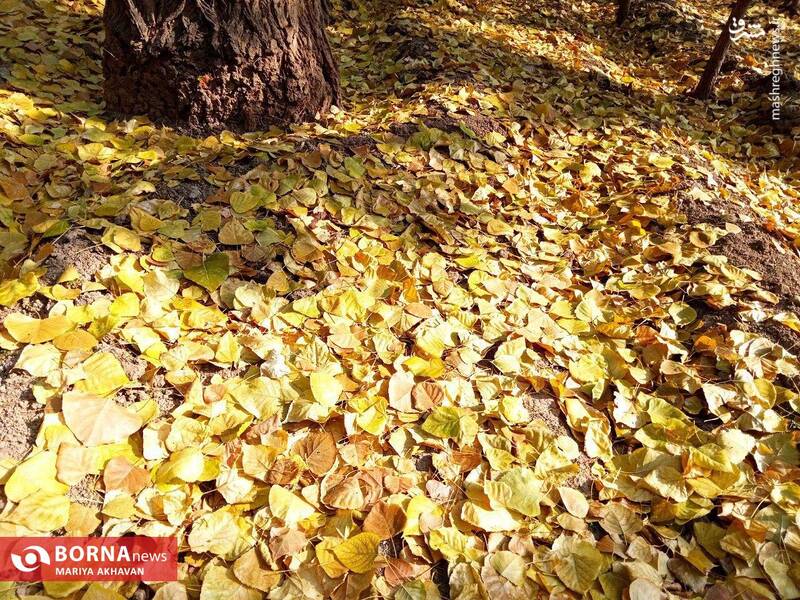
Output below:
[146,373,184,416]
[0,364,42,461]
[40,227,112,286]
[0,298,54,462]
[431,560,451,600]
[686,207,800,304]
[680,193,800,352]
[389,110,504,139]
[68,475,103,507]
[156,178,217,209]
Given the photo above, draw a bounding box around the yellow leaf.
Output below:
[559,486,589,518]
[553,538,604,593]
[83,583,127,600]
[331,532,381,573]
[200,565,261,600]
[14,343,61,377]
[215,331,241,363]
[310,372,343,407]
[404,356,445,378]
[489,550,526,586]
[53,329,98,352]
[485,467,541,517]
[232,548,281,592]
[159,447,218,483]
[4,312,72,343]
[5,451,69,502]
[62,391,144,446]
[580,161,602,184]
[74,352,130,396]
[219,219,255,245]
[388,369,416,412]
[316,538,349,578]
[404,496,444,536]
[648,153,674,169]
[109,292,140,317]
[461,501,521,532]
[188,510,241,557]
[0,272,39,306]
[65,502,101,536]
[8,491,70,531]
[268,485,315,526]
[56,443,94,485]
[422,406,479,442]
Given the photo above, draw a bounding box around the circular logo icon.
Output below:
[10,546,50,573]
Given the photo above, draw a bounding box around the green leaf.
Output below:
[184,252,229,291]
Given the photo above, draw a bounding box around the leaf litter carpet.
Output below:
[0,0,799,598]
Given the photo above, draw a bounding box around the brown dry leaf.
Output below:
[103,456,150,494]
[325,475,366,510]
[363,500,406,539]
[412,381,444,411]
[269,527,307,559]
[295,430,337,476]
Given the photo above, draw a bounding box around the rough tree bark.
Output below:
[103,0,340,133]
[692,0,753,100]
[616,0,631,25]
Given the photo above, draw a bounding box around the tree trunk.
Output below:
[103,0,340,133]
[692,0,753,100]
[616,0,631,25]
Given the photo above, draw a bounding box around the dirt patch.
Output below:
[0,299,50,461]
[147,373,184,415]
[390,110,504,139]
[430,560,451,600]
[692,302,800,355]
[385,21,437,61]
[0,355,43,461]
[680,194,800,351]
[68,475,103,507]
[715,221,800,305]
[39,228,112,286]
[744,69,800,96]
[156,178,217,208]
[116,387,148,407]
[0,295,51,321]
[523,393,594,494]
[395,37,437,63]
[679,191,747,229]
[74,290,112,307]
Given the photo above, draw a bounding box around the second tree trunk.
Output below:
[692,0,752,100]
